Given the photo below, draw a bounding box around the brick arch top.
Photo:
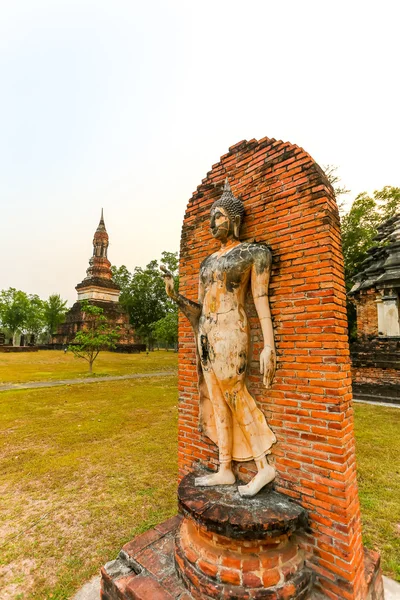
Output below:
[178,137,366,599]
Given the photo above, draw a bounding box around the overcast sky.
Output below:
[0,0,399,305]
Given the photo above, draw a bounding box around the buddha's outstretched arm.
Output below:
[161,266,202,329]
[251,249,276,388]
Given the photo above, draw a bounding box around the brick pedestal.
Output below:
[100,516,383,600]
[175,473,313,599]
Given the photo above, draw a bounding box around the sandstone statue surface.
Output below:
[162,179,277,497]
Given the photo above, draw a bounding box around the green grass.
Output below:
[0,377,178,599]
[0,350,177,383]
[354,403,400,581]
[0,365,398,598]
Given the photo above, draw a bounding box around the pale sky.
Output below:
[0,0,399,305]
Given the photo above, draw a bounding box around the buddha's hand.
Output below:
[260,345,276,389]
[160,265,177,300]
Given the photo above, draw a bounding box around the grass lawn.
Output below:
[0,350,177,383]
[354,403,400,581]
[0,376,178,600]
[0,377,399,599]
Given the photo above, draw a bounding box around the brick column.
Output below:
[178,138,367,599]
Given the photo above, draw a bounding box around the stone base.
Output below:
[101,471,315,600]
[101,515,191,600]
[101,516,385,600]
[100,515,311,600]
[365,548,385,600]
[175,473,313,599]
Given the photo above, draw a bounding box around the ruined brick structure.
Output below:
[53,211,137,349]
[101,139,383,599]
[353,289,379,338]
[350,213,400,391]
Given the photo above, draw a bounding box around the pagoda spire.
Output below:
[90,210,110,265]
[97,208,106,232]
[75,210,119,301]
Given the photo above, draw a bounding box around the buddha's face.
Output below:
[210,206,232,242]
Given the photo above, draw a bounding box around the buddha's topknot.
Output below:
[211,178,245,223]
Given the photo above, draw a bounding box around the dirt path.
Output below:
[0,371,176,392]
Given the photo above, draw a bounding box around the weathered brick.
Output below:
[123,528,162,558]
[219,566,241,585]
[124,574,174,599]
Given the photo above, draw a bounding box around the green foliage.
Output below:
[341,192,382,288]
[341,186,400,289]
[24,294,45,338]
[374,186,400,222]
[151,309,178,348]
[43,294,68,340]
[112,251,178,347]
[160,251,179,274]
[0,289,68,345]
[0,288,30,345]
[68,302,119,373]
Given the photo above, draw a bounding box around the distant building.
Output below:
[350,213,400,338]
[53,211,139,350]
[349,213,400,391]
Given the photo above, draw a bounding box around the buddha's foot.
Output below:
[195,470,236,487]
[238,465,276,497]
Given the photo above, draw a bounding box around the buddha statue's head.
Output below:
[210,179,245,241]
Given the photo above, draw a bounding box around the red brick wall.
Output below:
[355,289,379,337]
[352,366,400,385]
[178,137,366,599]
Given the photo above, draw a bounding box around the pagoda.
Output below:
[53,211,137,349]
[76,209,120,303]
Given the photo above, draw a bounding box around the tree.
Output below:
[23,294,45,342]
[68,302,119,373]
[374,186,400,222]
[112,251,178,348]
[0,288,30,345]
[341,192,382,289]
[323,164,350,212]
[43,294,68,341]
[152,308,178,349]
[160,251,179,277]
